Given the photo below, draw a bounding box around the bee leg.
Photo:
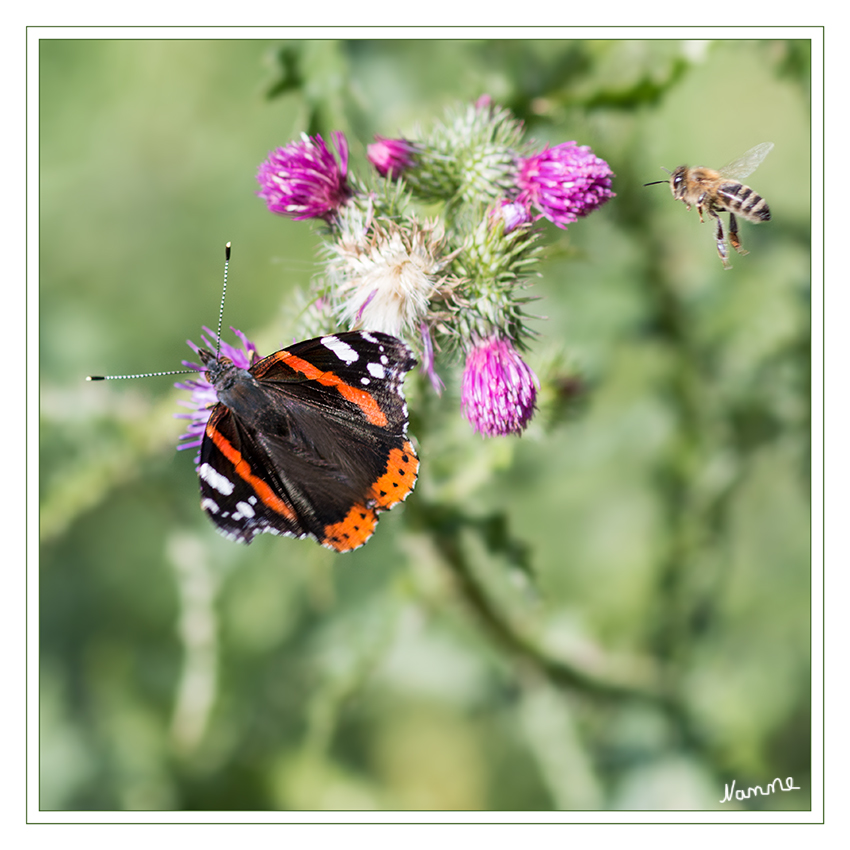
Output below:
[728,212,748,256]
[711,212,731,269]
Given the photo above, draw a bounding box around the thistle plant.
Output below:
[255,98,614,437]
[256,131,351,221]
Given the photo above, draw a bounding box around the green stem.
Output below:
[423,506,719,764]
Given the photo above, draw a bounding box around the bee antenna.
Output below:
[644,166,673,187]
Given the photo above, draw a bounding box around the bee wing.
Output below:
[718,142,774,180]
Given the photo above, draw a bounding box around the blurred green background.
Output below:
[39,39,811,812]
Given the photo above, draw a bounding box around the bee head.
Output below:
[667,165,690,199]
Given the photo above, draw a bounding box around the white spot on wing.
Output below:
[367,362,386,379]
[233,500,256,520]
[198,462,235,495]
[321,335,359,364]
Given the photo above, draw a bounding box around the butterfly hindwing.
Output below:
[198,404,309,543]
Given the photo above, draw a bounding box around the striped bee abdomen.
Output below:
[718,182,771,222]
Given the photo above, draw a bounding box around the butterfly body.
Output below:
[197,331,419,551]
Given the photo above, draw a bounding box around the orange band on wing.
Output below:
[206,423,296,521]
[267,351,388,428]
[370,442,419,508]
[322,504,378,552]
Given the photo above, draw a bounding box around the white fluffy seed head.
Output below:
[326,217,457,337]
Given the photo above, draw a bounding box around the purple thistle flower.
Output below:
[490,198,533,234]
[419,321,444,395]
[461,336,538,437]
[175,327,260,462]
[516,141,615,229]
[367,135,419,179]
[257,131,351,221]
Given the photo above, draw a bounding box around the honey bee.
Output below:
[645,142,773,269]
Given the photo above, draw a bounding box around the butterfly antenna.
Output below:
[87,242,233,382]
[86,368,196,381]
[214,241,232,361]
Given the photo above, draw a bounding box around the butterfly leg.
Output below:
[728,212,748,256]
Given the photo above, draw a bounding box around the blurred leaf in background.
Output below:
[39,37,812,812]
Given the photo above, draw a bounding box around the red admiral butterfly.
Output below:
[89,243,418,552]
[197,330,419,551]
